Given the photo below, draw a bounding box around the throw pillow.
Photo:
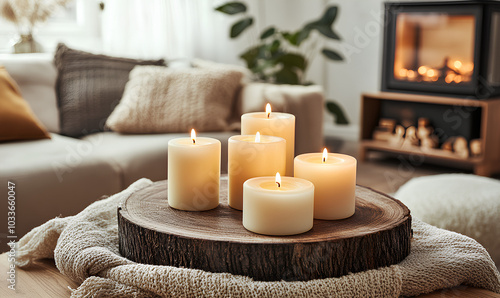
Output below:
[191,58,252,83]
[0,66,51,142]
[105,65,243,133]
[54,43,165,137]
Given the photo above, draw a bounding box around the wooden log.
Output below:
[470,139,482,156]
[403,126,419,147]
[118,179,412,281]
[389,125,405,146]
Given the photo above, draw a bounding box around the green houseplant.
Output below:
[215,1,349,124]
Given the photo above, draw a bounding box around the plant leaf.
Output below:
[315,24,341,40]
[268,39,280,53]
[320,6,338,26]
[215,2,246,15]
[326,101,349,125]
[296,28,311,45]
[260,27,275,39]
[322,48,344,61]
[275,67,300,85]
[282,31,300,46]
[270,48,285,60]
[278,53,306,71]
[230,17,253,38]
[257,44,268,59]
[240,46,259,68]
[304,5,341,40]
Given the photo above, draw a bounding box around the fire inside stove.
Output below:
[394,13,475,85]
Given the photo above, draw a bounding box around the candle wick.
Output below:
[322,157,326,163]
[192,139,195,144]
[276,181,280,188]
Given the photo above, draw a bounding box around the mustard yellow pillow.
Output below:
[0,66,51,142]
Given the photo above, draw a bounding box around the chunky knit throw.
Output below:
[16,179,500,297]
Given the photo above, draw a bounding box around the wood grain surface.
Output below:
[118,179,412,281]
[0,253,78,297]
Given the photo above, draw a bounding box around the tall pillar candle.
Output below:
[294,149,357,220]
[228,133,286,210]
[168,129,220,211]
[243,173,314,236]
[241,104,295,176]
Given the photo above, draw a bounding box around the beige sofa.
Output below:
[0,54,324,238]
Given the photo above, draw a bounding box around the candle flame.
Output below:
[275,172,281,188]
[322,148,328,163]
[266,103,271,118]
[255,131,261,142]
[191,129,196,144]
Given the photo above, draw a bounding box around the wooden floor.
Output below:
[325,137,500,195]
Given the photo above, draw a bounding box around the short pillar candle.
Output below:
[241,104,295,176]
[243,173,314,236]
[228,133,286,210]
[168,129,220,211]
[294,149,357,220]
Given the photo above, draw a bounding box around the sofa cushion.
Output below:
[105,66,243,134]
[0,54,59,133]
[0,134,122,237]
[82,131,233,187]
[54,44,165,138]
[0,66,51,142]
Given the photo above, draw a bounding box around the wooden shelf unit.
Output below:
[359,92,500,176]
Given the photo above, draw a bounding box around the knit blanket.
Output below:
[16,179,500,297]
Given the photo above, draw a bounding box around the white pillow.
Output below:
[106,66,243,133]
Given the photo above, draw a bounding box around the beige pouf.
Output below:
[395,174,500,267]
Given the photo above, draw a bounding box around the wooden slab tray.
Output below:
[118,179,412,281]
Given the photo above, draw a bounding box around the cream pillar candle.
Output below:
[243,173,314,236]
[241,104,295,176]
[168,129,220,211]
[228,132,286,210]
[294,149,357,220]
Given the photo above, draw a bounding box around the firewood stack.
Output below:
[372,117,482,159]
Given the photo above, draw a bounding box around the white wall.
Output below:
[323,0,384,140]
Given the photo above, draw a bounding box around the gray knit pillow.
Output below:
[106,66,243,133]
[54,44,165,137]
